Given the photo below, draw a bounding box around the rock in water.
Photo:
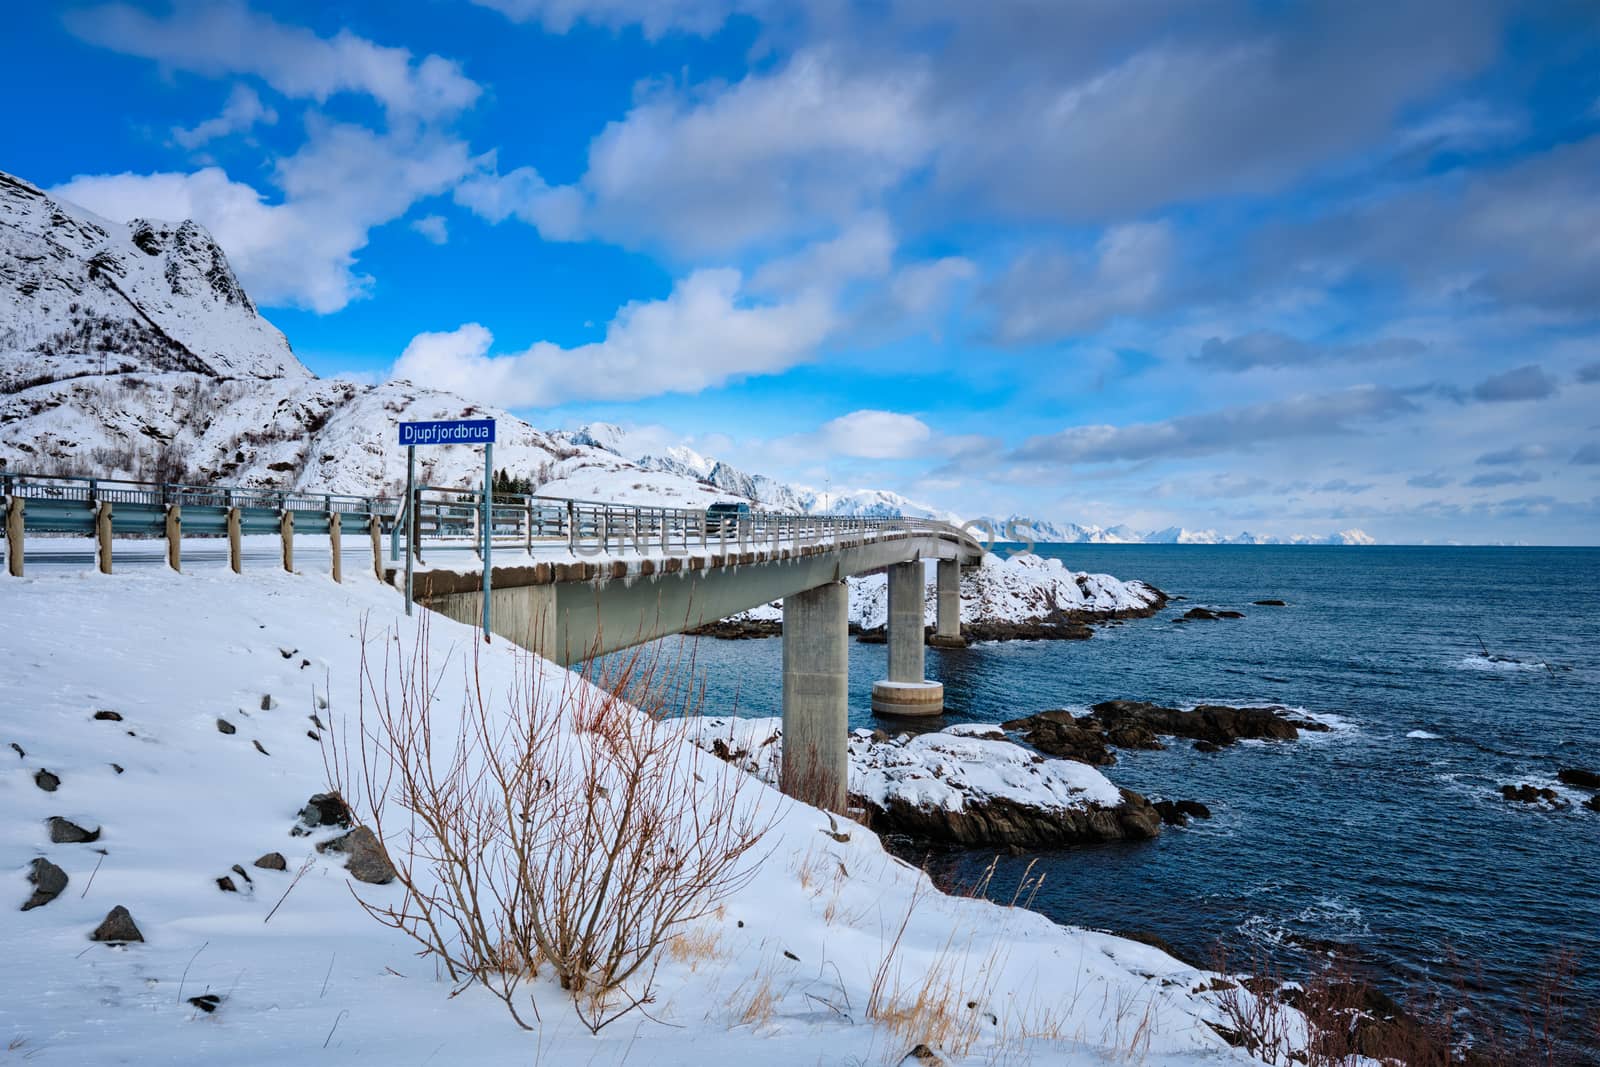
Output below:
[1556,768,1600,790]
[22,858,69,911]
[91,906,144,943]
[1253,599,1287,607]
[47,817,100,844]
[317,827,397,884]
[1182,607,1244,620]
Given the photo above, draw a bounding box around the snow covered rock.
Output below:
[89,905,143,944]
[22,858,68,911]
[689,717,1163,850]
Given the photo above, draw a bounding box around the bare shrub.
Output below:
[328,615,773,1034]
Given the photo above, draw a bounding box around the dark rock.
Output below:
[111,763,124,774]
[1175,800,1212,820]
[1500,784,1567,807]
[1193,740,1220,753]
[216,876,237,893]
[252,740,269,756]
[863,785,1162,851]
[1153,800,1189,827]
[34,769,60,792]
[1585,795,1600,813]
[279,648,296,659]
[297,792,352,830]
[253,851,288,871]
[9,742,24,758]
[1182,607,1244,620]
[260,695,276,711]
[216,718,236,735]
[1000,709,1116,766]
[22,858,69,911]
[1253,599,1287,607]
[306,731,320,742]
[188,994,222,1013]
[230,864,252,884]
[684,618,783,640]
[91,905,143,943]
[1556,768,1600,790]
[47,816,100,844]
[317,826,397,884]
[904,1044,946,1066]
[93,710,123,721]
[1091,700,1302,746]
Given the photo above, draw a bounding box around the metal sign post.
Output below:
[397,418,497,641]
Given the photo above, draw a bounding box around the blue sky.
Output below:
[5,1,1600,543]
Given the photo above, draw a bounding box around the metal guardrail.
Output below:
[392,483,953,562]
[2,471,969,572]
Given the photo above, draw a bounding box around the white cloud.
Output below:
[410,215,450,244]
[66,1,480,119]
[391,269,834,406]
[747,214,896,295]
[986,222,1173,344]
[452,164,586,241]
[53,122,475,313]
[171,84,278,148]
[817,410,932,460]
[471,51,930,255]
[468,0,746,38]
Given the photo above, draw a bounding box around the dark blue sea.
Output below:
[671,545,1600,1021]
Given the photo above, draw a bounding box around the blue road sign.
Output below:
[398,419,495,446]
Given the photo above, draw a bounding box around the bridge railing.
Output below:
[397,484,963,561]
[2,469,975,576]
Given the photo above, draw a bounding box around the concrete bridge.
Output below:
[3,472,985,812]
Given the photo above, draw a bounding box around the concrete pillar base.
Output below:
[927,633,968,650]
[871,679,944,717]
[781,580,849,813]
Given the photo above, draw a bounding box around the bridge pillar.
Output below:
[164,505,181,573]
[872,560,944,717]
[329,511,342,584]
[227,507,242,574]
[5,496,22,577]
[929,557,966,648]
[96,501,113,575]
[280,510,294,572]
[781,580,849,813]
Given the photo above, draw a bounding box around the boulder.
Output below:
[296,792,352,831]
[216,718,236,735]
[1500,784,1566,807]
[868,787,1162,850]
[1176,800,1212,820]
[317,826,397,884]
[22,858,69,911]
[253,851,288,871]
[34,769,60,792]
[91,905,143,943]
[1181,607,1244,621]
[1586,795,1600,813]
[47,817,100,844]
[1000,710,1116,766]
[93,709,123,721]
[1556,768,1600,791]
[1252,599,1287,607]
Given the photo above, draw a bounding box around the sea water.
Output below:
[672,545,1600,1019]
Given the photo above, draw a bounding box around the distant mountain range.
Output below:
[966,518,1377,546]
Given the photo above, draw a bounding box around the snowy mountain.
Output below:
[0,171,304,389]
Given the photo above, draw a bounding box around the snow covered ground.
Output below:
[1,565,1270,1065]
[724,552,1165,629]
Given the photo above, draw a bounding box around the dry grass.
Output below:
[327,614,775,1034]
[665,923,725,973]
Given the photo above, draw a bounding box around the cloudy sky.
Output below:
[6,1,1600,543]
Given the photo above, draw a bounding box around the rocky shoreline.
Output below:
[689,700,1322,854]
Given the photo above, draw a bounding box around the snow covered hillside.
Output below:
[2,565,1269,1064]
[0,171,303,387]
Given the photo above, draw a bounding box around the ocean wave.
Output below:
[1407,729,1442,740]
[1456,654,1549,673]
